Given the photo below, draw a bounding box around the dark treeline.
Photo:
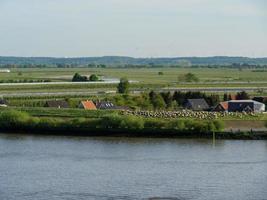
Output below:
[1,63,267,69]
[1,56,267,67]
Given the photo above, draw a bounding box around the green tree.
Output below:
[72,73,88,82]
[89,74,99,81]
[178,73,199,82]
[236,91,250,100]
[117,77,130,94]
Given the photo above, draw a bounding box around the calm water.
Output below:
[0,133,267,200]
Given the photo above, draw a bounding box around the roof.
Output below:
[45,100,69,108]
[80,100,97,110]
[219,101,229,110]
[96,101,115,109]
[228,100,264,105]
[185,99,209,110]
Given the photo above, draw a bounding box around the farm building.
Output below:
[44,100,69,109]
[214,100,265,112]
[228,100,265,113]
[184,99,210,111]
[79,100,97,110]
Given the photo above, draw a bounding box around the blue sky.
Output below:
[0,0,266,57]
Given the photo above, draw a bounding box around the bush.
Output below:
[89,74,99,81]
[144,118,168,129]
[213,120,225,131]
[72,73,88,82]
[0,110,31,129]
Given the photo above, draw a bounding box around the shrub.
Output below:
[0,110,31,129]
[144,118,168,129]
[89,74,99,81]
[213,120,225,131]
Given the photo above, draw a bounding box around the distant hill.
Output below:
[0,56,267,66]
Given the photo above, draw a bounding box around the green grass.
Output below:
[15,107,118,118]
[1,107,266,121]
[2,67,267,84]
[1,67,267,98]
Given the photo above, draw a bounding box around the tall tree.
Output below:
[117,77,130,94]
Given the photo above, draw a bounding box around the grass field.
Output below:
[1,67,267,97]
[1,67,267,83]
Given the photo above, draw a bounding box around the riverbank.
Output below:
[0,109,266,140]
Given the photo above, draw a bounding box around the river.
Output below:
[0,133,266,200]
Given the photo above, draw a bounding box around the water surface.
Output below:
[0,133,267,200]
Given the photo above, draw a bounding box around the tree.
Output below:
[160,92,173,108]
[89,74,99,81]
[149,91,166,109]
[178,73,199,82]
[117,77,130,94]
[223,93,229,101]
[72,73,88,82]
[236,91,250,100]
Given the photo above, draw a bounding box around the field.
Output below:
[1,67,267,97]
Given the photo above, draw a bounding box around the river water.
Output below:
[0,133,267,200]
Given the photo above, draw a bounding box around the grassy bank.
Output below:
[0,109,267,139]
[0,109,225,137]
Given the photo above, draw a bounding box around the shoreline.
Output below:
[1,129,267,140]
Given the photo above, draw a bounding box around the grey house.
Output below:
[184,99,209,111]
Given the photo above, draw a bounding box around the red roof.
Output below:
[80,101,97,110]
[220,102,229,110]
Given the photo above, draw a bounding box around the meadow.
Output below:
[0,67,267,97]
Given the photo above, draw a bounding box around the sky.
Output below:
[0,0,266,57]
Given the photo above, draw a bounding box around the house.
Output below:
[228,100,265,113]
[79,100,97,110]
[44,100,69,109]
[184,99,209,111]
[0,99,7,107]
[213,101,228,112]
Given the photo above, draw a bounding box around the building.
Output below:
[184,99,209,111]
[79,100,97,110]
[228,100,265,113]
[214,100,265,113]
[95,101,130,110]
[95,101,115,109]
[44,100,69,109]
[213,102,228,112]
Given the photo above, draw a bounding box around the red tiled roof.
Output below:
[80,101,97,110]
[220,102,229,110]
